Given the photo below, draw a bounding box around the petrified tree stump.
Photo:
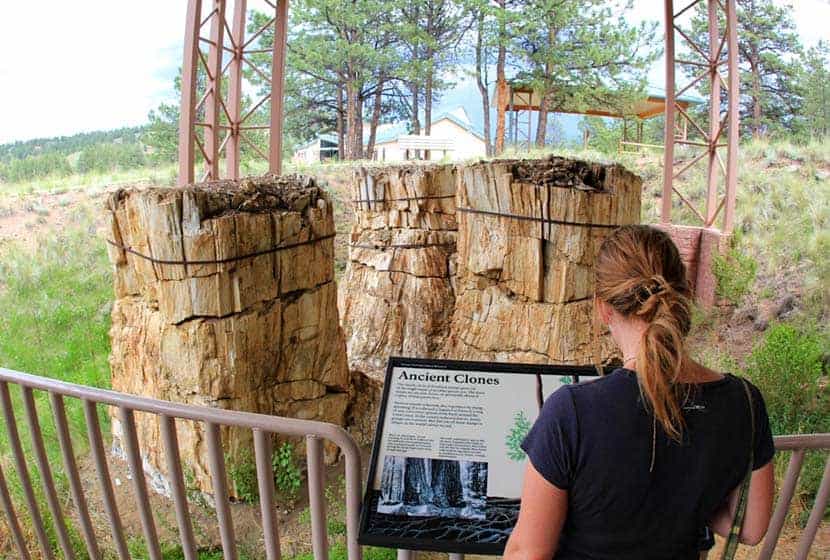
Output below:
[338,164,458,442]
[443,156,642,365]
[105,175,350,495]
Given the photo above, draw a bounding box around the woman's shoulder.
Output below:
[553,368,640,409]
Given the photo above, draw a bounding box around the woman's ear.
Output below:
[595,297,613,326]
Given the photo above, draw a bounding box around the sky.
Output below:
[0,0,827,145]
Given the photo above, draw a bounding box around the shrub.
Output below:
[228,448,259,503]
[711,246,757,305]
[273,442,303,499]
[742,323,828,501]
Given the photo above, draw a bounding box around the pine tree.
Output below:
[801,41,830,139]
[511,0,658,147]
[688,0,804,139]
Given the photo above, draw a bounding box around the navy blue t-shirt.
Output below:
[520,368,774,560]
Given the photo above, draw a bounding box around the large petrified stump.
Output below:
[443,157,642,364]
[105,175,350,495]
[338,164,457,442]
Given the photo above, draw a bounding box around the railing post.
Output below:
[795,455,830,560]
[0,461,31,560]
[160,414,199,560]
[254,429,282,560]
[307,435,329,560]
[0,381,55,560]
[206,421,238,560]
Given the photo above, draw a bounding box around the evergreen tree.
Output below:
[801,41,830,139]
[511,0,658,147]
[282,0,402,159]
[689,0,804,139]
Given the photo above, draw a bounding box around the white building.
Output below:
[291,107,487,164]
[370,107,487,162]
[292,133,339,164]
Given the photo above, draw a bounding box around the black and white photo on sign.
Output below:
[378,456,488,520]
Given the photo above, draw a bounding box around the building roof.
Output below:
[497,82,706,120]
[295,133,338,151]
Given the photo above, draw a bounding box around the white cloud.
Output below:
[0,0,186,143]
[0,1,824,144]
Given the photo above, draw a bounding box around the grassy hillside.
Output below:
[0,140,827,558]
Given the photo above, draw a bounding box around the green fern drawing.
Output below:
[559,375,573,384]
[506,410,531,461]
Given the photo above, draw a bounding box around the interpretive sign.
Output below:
[358,357,604,554]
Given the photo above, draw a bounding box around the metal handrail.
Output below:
[0,367,363,560]
[760,434,830,560]
[0,365,826,560]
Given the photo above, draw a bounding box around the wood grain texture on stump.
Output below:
[106,175,350,496]
[338,164,458,443]
[444,156,642,365]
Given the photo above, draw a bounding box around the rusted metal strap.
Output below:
[351,194,455,204]
[456,207,619,229]
[349,242,455,250]
[106,232,335,266]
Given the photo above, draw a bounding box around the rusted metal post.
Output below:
[204,0,227,181]
[795,456,830,560]
[254,429,282,560]
[270,0,289,174]
[307,435,329,560]
[179,0,203,186]
[227,0,247,180]
[724,0,739,234]
[705,0,721,225]
[661,0,676,224]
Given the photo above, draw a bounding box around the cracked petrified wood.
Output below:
[338,164,457,443]
[443,156,642,365]
[105,174,350,496]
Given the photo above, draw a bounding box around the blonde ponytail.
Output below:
[595,227,692,441]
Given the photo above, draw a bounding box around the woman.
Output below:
[504,225,775,560]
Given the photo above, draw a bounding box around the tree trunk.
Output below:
[475,12,493,157]
[535,92,549,147]
[336,84,345,160]
[425,64,433,134]
[749,46,763,139]
[106,177,351,496]
[411,82,421,137]
[425,56,434,160]
[494,1,508,155]
[366,77,385,160]
[346,81,362,159]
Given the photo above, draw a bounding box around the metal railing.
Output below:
[0,367,362,560]
[0,366,827,560]
[759,433,830,560]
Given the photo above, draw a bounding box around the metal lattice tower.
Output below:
[178,0,289,186]
[662,0,740,234]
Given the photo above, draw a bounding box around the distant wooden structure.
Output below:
[498,84,704,152]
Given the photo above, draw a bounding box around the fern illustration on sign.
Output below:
[505,410,532,461]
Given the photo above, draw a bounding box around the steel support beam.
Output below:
[705,0,721,224]
[205,0,227,181]
[663,0,740,233]
[226,0,247,180]
[178,0,289,185]
[270,0,289,174]
[661,0,676,224]
[724,0,739,233]
[179,0,203,186]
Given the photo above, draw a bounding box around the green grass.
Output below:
[0,164,177,198]
[0,214,113,556]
